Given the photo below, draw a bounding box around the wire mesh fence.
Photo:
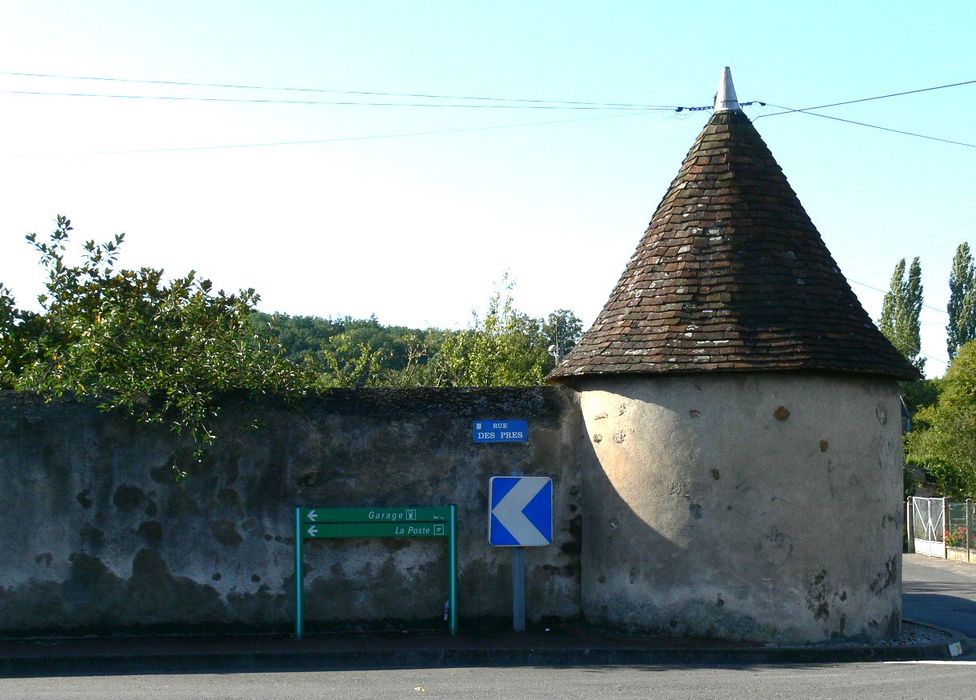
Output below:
[946,499,976,550]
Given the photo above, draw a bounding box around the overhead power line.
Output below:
[756,78,976,118]
[848,278,949,316]
[0,87,671,110]
[0,69,678,110]
[3,69,974,154]
[850,274,951,367]
[4,69,973,117]
[764,104,976,149]
[754,78,976,149]
[915,352,948,367]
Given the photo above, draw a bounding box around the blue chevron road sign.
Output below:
[488,476,552,547]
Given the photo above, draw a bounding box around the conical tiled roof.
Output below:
[549,73,919,383]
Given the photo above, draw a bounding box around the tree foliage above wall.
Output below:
[0,217,585,465]
[907,341,976,498]
[255,276,583,389]
[0,216,312,465]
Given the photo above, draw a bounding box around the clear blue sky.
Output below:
[1,1,973,376]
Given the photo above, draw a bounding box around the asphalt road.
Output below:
[1,553,974,698]
[3,662,976,699]
[904,552,976,638]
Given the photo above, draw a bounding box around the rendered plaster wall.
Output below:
[0,388,582,634]
[576,372,904,643]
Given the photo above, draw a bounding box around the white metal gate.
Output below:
[912,496,947,558]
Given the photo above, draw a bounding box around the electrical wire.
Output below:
[756,79,976,118]
[0,87,672,110]
[916,353,947,367]
[849,276,950,367]
[848,278,949,316]
[3,69,972,119]
[762,103,976,149]
[0,70,678,110]
[3,70,963,366]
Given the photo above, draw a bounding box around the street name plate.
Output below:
[472,419,528,443]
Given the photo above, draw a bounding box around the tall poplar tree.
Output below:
[879,257,925,372]
[946,242,976,360]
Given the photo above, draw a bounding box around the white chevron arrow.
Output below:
[491,478,549,546]
[307,525,318,537]
[307,510,318,522]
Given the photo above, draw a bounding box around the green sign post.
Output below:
[294,505,458,638]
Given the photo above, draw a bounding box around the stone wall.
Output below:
[0,388,582,634]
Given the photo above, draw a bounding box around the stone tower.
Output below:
[549,68,919,643]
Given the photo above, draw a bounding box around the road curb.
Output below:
[1,634,968,678]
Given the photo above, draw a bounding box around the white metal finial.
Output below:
[714,66,740,112]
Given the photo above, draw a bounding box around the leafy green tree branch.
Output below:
[2,216,312,467]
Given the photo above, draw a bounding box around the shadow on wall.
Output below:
[579,426,798,641]
[575,374,904,643]
[0,388,582,635]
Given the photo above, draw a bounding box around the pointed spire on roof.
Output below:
[714,66,740,112]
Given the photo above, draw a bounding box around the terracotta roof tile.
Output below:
[549,109,919,383]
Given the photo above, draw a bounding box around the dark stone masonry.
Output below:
[0,388,582,634]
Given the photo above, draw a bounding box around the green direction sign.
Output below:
[302,506,450,524]
[294,504,458,639]
[303,522,448,539]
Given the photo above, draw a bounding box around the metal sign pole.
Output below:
[512,547,526,632]
[294,506,304,639]
[449,504,458,635]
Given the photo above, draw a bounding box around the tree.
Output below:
[253,312,449,388]
[2,216,312,466]
[316,334,386,389]
[252,278,584,388]
[879,257,925,373]
[429,276,552,387]
[946,243,976,360]
[378,329,450,388]
[251,312,343,361]
[907,341,976,497]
